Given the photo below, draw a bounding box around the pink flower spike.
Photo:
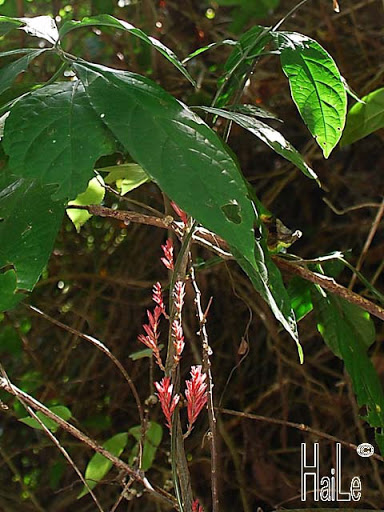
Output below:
[161,239,174,270]
[173,281,185,314]
[172,319,185,364]
[192,499,204,512]
[138,306,164,369]
[155,377,180,431]
[185,366,208,428]
[170,201,188,226]
[152,282,166,316]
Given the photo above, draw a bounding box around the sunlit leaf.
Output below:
[19,406,72,432]
[341,88,384,146]
[78,432,128,498]
[67,177,105,232]
[19,16,59,45]
[102,163,149,195]
[273,31,347,157]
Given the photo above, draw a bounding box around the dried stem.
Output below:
[190,265,219,512]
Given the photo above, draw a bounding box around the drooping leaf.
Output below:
[102,163,149,195]
[0,16,23,36]
[216,25,273,107]
[67,176,105,232]
[313,290,384,430]
[2,81,117,201]
[18,16,59,45]
[78,432,128,498]
[0,172,65,305]
[59,15,195,85]
[340,88,384,146]
[182,40,237,64]
[225,103,281,121]
[0,49,46,96]
[199,106,318,181]
[19,406,72,432]
[74,61,298,343]
[129,421,163,471]
[273,31,347,158]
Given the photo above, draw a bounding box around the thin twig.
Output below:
[190,265,219,512]
[0,375,177,508]
[217,407,384,463]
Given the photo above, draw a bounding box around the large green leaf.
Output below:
[273,31,347,158]
[0,49,46,96]
[74,61,298,343]
[59,15,195,86]
[313,290,384,429]
[0,172,65,308]
[340,88,384,146]
[78,432,128,498]
[2,81,117,201]
[198,106,318,181]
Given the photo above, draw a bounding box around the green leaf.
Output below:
[0,172,65,302]
[19,406,72,432]
[129,344,164,361]
[0,269,24,312]
[74,61,298,343]
[3,81,117,201]
[0,16,23,36]
[273,31,347,158]
[102,163,149,195]
[340,88,384,146]
[59,15,195,86]
[199,106,318,181]
[129,421,163,471]
[67,177,105,232]
[216,25,273,107]
[0,49,46,96]
[287,277,313,322]
[313,290,384,429]
[78,432,128,498]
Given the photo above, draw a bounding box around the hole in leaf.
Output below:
[221,202,242,224]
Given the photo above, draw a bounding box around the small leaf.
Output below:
[340,88,384,146]
[129,422,163,471]
[67,177,105,232]
[199,106,318,181]
[273,31,347,158]
[182,40,237,64]
[129,344,164,361]
[59,15,195,85]
[19,406,72,432]
[0,49,46,96]
[102,163,149,195]
[3,81,117,201]
[0,269,24,312]
[78,432,128,498]
[19,16,59,44]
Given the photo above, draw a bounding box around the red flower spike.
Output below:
[170,201,188,226]
[138,306,164,369]
[152,282,166,316]
[155,377,180,430]
[161,239,174,270]
[172,319,185,364]
[185,365,208,428]
[173,281,185,314]
[192,499,204,512]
